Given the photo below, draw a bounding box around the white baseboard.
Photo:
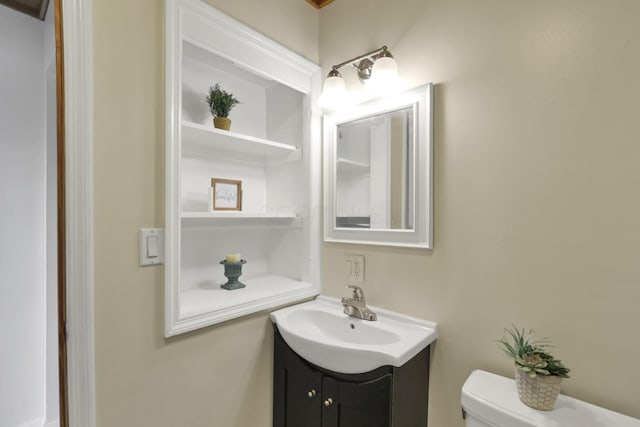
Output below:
[18,418,44,427]
[14,417,59,427]
[15,418,60,427]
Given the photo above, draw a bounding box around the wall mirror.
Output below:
[323,84,433,248]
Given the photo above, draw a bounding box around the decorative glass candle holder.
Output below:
[219,259,247,290]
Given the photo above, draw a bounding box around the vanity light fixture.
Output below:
[317,45,400,110]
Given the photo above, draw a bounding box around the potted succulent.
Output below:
[206,83,240,131]
[497,326,570,411]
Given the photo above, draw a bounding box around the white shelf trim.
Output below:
[181,120,300,163]
[182,211,297,219]
[336,157,370,169]
[171,275,318,336]
[166,0,322,337]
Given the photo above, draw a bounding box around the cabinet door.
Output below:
[322,374,392,427]
[274,340,323,427]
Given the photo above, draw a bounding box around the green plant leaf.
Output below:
[206,83,240,118]
[496,325,570,378]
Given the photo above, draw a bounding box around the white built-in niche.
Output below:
[165,0,321,336]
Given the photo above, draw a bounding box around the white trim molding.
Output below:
[165,0,322,337]
[18,418,44,427]
[62,0,95,426]
[323,83,434,249]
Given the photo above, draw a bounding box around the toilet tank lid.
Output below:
[461,370,537,427]
[461,370,640,427]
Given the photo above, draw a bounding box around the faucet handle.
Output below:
[346,285,364,301]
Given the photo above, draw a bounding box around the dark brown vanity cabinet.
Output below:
[273,327,430,427]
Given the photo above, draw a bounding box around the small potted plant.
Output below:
[497,326,570,411]
[206,83,240,131]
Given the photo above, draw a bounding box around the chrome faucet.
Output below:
[341,285,377,321]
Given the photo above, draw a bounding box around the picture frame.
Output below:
[211,178,242,211]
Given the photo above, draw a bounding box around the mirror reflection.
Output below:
[335,106,414,230]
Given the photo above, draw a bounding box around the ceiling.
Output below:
[0,0,49,20]
[3,0,325,19]
[306,0,335,9]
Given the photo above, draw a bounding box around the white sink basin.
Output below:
[270,295,437,374]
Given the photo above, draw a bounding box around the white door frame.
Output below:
[62,0,95,426]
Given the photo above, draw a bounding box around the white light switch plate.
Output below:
[139,228,165,266]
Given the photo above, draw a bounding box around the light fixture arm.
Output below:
[330,45,391,72]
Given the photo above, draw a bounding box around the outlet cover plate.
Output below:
[344,254,364,283]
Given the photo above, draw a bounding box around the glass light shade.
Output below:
[318,75,346,110]
[365,56,400,95]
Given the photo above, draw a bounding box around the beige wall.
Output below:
[94,0,640,426]
[320,0,640,426]
[93,0,317,426]
[201,0,319,63]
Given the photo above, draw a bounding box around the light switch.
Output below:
[139,228,164,266]
[147,235,159,258]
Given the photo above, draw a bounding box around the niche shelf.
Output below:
[182,211,298,219]
[181,120,300,164]
[181,211,301,228]
[336,157,370,175]
[180,275,314,321]
[165,0,321,337]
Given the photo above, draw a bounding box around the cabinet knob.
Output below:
[324,397,334,407]
[307,389,316,397]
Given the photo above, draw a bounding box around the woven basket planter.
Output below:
[515,368,563,411]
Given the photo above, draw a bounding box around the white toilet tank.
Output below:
[461,370,640,427]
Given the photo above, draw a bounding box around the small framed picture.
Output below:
[211,178,242,211]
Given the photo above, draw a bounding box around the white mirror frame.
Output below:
[323,83,433,249]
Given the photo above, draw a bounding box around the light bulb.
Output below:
[318,74,346,110]
[365,56,400,95]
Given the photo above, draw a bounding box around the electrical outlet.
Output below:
[344,255,364,284]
